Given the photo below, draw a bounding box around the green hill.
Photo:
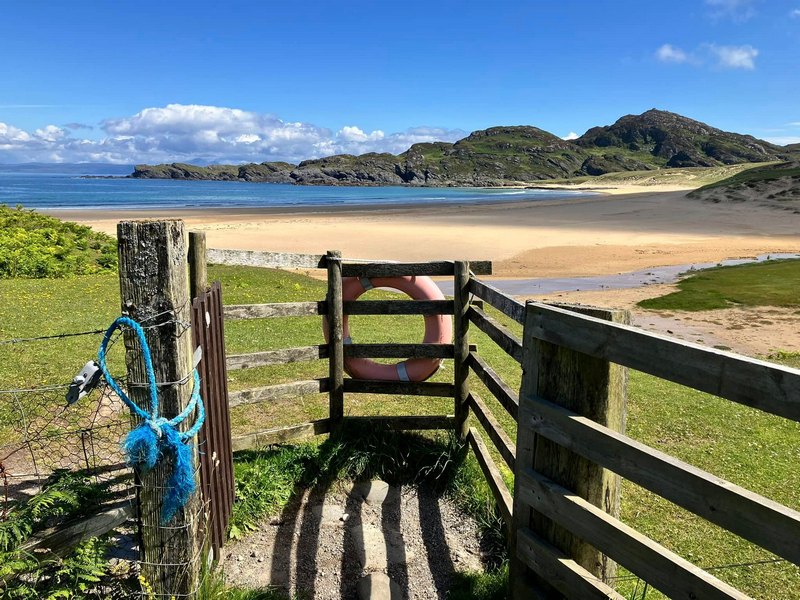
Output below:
[576,109,786,169]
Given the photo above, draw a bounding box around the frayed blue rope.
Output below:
[98,316,205,524]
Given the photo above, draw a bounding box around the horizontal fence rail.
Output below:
[208,248,327,269]
[227,345,328,370]
[467,305,523,363]
[467,351,519,420]
[517,467,748,600]
[520,395,800,565]
[229,379,329,408]
[469,277,525,325]
[527,301,800,421]
[343,379,455,397]
[343,415,456,430]
[344,299,454,315]
[232,419,332,451]
[225,299,464,320]
[344,343,454,358]
[224,301,324,320]
[341,260,492,277]
[515,528,625,600]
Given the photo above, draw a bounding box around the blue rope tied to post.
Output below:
[97,316,205,524]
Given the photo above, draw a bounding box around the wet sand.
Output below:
[56,187,800,279]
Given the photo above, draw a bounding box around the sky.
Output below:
[0,0,798,165]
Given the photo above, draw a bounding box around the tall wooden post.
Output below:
[188,231,208,300]
[511,303,629,598]
[117,220,201,598]
[453,261,471,441]
[326,250,344,428]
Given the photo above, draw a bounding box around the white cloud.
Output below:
[562,132,579,140]
[791,8,800,17]
[708,44,758,69]
[655,43,758,70]
[656,44,690,64]
[764,136,800,145]
[337,125,384,143]
[705,0,758,21]
[0,104,467,164]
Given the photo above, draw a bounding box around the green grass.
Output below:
[197,564,293,600]
[448,565,508,600]
[2,262,799,598]
[638,259,800,311]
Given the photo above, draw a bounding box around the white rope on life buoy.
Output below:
[323,275,453,382]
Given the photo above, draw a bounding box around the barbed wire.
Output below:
[0,328,108,345]
[0,301,192,347]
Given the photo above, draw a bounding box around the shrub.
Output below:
[0,205,117,279]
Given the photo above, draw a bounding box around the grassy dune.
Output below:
[690,161,800,194]
[539,162,776,188]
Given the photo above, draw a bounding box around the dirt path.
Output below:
[223,480,484,599]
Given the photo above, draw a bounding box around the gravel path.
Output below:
[223,480,485,599]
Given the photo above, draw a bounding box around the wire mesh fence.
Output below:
[0,316,211,599]
[0,323,133,503]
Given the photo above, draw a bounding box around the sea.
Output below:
[0,167,590,211]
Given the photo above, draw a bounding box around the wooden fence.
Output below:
[464,276,800,599]
[192,238,800,598]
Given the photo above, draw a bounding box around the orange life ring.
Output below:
[324,275,453,381]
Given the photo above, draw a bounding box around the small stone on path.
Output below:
[351,480,399,505]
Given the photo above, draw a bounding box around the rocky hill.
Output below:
[576,109,787,169]
[131,109,796,186]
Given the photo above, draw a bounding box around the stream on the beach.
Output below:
[436,253,800,297]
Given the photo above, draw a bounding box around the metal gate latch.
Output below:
[66,360,103,405]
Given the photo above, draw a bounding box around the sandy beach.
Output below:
[60,185,800,279]
[56,184,800,356]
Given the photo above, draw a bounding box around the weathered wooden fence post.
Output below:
[118,219,201,598]
[453,261,471,441]
[188,231,209,300]
[327,250,344,429]
[511,303,629,598]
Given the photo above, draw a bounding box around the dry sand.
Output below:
[60,186,800,279]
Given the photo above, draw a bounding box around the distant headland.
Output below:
[130,109,800,187]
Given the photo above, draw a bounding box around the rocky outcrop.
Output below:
[238,162,294,183]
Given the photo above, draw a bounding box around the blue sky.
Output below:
[1,0,798,164]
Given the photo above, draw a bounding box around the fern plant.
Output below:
[0,471,113,599]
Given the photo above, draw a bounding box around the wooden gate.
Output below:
[192,281,235,559]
